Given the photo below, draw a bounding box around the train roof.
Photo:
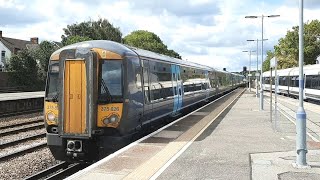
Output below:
[51,40,136,58]
[51,40,242,77]
[263,63,320,77]
[128,46,212,70]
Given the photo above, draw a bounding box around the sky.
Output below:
[1,0,320,72]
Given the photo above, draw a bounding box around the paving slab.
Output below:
[251,150,320,180]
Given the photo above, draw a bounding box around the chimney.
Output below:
[30,37,39,44]
[0,31,2,38]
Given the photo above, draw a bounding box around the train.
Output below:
[263,64,320,101]
[44,40,246,162]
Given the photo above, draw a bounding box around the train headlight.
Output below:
[103,114,119,125]
[110,114,119,123]
[103,118,110,125]
[110,115,119,123]
[47,112,56,121]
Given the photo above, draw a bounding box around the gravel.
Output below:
[0,112,43,123]
[0,137,46,157]
[0,148,60,180]
[0,115,43,128]
[0,129,46,144]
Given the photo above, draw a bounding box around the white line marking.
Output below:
[66,89,238,180]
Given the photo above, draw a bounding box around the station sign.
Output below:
[270,57,276,68]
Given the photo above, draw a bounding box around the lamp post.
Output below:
[247,39,268,97]
[242,50,256,92]
[245,14,280,110]
[295,0,307,167]
[247,39,268,98]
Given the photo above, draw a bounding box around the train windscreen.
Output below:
[46,61,59,101]
[98,60,123,103]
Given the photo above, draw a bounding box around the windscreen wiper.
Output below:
[52,93,59,102]
[100,79,112,102]
[45,93,59,102]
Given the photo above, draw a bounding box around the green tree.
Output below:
[262,51,274,72]
[31,41,59,83]
[7,41,58,90]
[124,30,181,59]
[165,49,182,59]
[7,49,41,90]
[61,18,122,45]
[274,20,320,69]
[63,35,92,46]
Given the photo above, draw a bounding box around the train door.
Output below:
[58,50,98,138]
[171,65,182,114]
[63,60,87,134]
[177,66,183,111]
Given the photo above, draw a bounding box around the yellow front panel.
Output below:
[64,60,86,134]
[44,102,58,125]
[92,48,122,60]
[97,103,123,128]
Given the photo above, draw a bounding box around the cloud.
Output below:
[129,0,221,17]
[284,0,320,10]
[0,0,44,26]
[1,0,320,72]
[0,8,43,25]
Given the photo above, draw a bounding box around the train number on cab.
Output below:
[101,106,120,112]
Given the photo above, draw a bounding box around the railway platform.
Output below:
[0,91,44,117]
[67,89,320,180]
[0,91,44,101]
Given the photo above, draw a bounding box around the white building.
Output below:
[0,30,39,71]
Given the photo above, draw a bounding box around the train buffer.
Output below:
[67,89,320,180]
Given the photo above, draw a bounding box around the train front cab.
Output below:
[44,46,138,162]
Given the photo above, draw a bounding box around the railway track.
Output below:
[0,123,44,136]
[24,162,89,180]
[0,117,46,161]
[0,119,43,130]
[0,133,46,149]
[0,115,87,179]
[0,109,43,118]
[0,142,47,161]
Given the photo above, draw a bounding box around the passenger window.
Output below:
[306,75,311,88]
[311,75,320,90]
[149,61,173,102]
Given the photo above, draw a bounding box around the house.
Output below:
[0,30,39,71]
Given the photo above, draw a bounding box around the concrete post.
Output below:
[260,15,264,110]
[256,39,259,98]
[249,51,251,92]
[275,58,278,131]
[270,68,272,123]
[295,0,307,167]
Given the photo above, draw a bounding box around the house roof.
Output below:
[0,36,37,53]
